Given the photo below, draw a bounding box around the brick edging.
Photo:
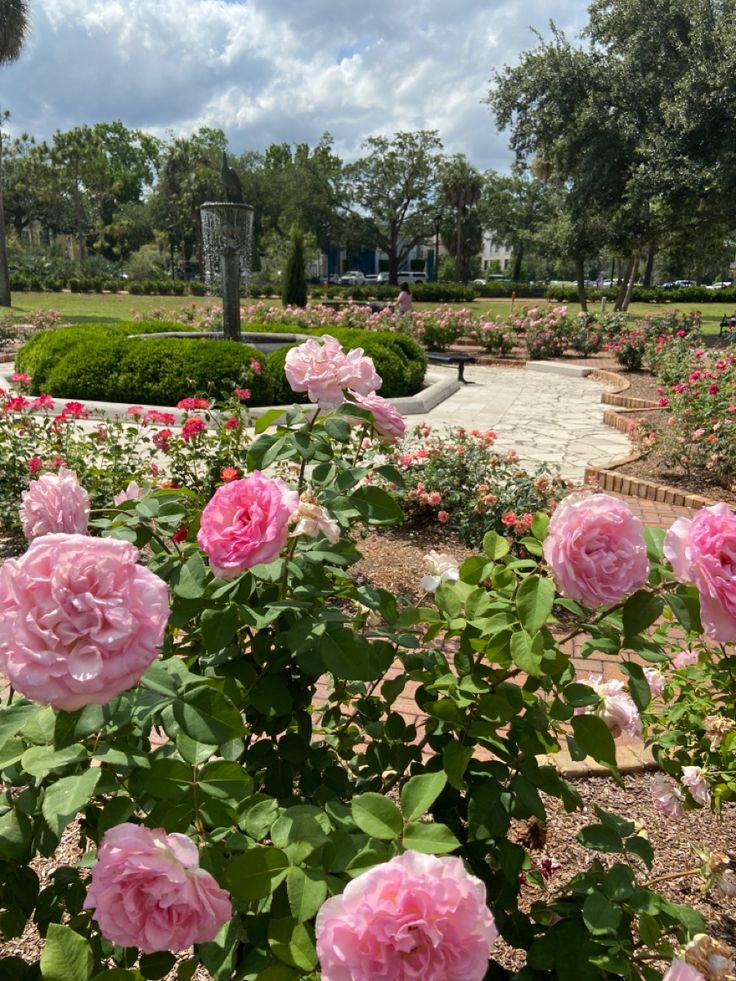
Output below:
[603,392,660,409]
[585,458,716,508]
[589,368,630,394]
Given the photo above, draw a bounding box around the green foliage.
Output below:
[281,227,308,308]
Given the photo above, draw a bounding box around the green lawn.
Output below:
[3,291,735,335]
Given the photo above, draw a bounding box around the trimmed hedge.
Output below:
[17,322,427,407]
[545,283,736,305]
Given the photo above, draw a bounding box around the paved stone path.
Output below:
[421,364,631,481]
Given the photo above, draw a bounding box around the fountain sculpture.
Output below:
[200,153,254,341]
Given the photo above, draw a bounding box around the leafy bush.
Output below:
[606,328,648,370]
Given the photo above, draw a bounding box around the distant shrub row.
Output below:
[16,322,426,407]
[545,283,736,304]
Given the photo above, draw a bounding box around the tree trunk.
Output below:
[512,246,523,282]
[643,242,655,287]
[575,254,587,313]
[455,209,463,281]
[388,224,399,285]
[621,254,640,311]
[0,126,10,307]
[614,256,635,310]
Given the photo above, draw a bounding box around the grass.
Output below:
[3,291,735,335]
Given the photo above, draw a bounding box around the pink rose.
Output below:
[197,471,299,578]
[19,467,91,542]
[350,391,406,443]
[664,503,736,641]
[285,335,381,409]
[315,851,497,981]
[580,675,641,739]
[643,666,665,699]
[664,960,705,981]
[113,481,144,506]
[0,534,170,710]
[681,765,710,806]
[543,493,649,607]
[652,773,684,821]
[672,649,699,669]
[84,823,231,953]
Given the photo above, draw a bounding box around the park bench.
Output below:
[426,351,476,383]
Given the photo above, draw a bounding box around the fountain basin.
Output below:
[129,330,311,357]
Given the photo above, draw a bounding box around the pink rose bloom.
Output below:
[643,666,665,699]
[113,481,144,506]
[672,649,699,669]
[581,675,641,739]
[197,470,299,578]
[285,335,381,409]
[315,851,497,981]
[664,503,736,642]
[664,960,705,981]
[652,773,684,820]
[0,534,169,710]
[84,823,231,953]
[543,493,649,608]
[19,467,90,542]
[350,391,406,443]
[681,765,710,806]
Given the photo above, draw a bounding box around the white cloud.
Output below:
[3,0,588,169]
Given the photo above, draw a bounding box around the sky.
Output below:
[3,0,588,172]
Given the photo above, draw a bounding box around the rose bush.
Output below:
[0,336,732,980]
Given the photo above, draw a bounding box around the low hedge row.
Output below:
[545,283,736,304]
[309,283,478,303]
[17,322,427,408]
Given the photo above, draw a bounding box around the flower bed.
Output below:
[0,331,734,979]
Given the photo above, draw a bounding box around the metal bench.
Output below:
[426,352,476,383]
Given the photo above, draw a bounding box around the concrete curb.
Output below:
[540,742,658,778]
[0,363,460,423]
[525,361,593,378]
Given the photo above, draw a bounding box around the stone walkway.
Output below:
[419,364,631,482]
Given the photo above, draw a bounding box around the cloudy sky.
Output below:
[4,0,588,171]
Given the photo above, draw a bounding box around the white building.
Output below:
[480,232,513,272]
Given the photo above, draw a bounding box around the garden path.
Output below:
[421,364,631,482]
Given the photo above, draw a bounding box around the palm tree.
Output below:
[440,154,483,282]
[1,0,31,305]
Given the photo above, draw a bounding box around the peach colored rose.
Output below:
[0,534,169,710]
[290,493,340,545]
[84,823,231,953]
[543,492,649,607]
[197,471,299,578]
[316,851,497,981]
[19,467,90,542]
[664,503,736,641]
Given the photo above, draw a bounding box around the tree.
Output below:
[281,226,307,307]
[343,131,443,285]
[480,171,554,281]
[0,0,31,305]
[440,155,483,282]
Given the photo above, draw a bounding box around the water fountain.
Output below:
[200,153,254,341]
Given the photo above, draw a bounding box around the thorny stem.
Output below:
[647,866,702,886]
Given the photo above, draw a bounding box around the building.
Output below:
[480,232,513,273]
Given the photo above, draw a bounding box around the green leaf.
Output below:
[442,742,472,790]
[255,408,288,434]
[41,769,100,838]
[622,590,664,637]
[40,923,93,981]
[531,512,549,540]
[200,606,239,654]
[620,662,650,711]
[286,868,328,922]
[319,631,393,681]
[402,821,460,854]
[603,863,635,901]
[324,417,351,442]
[350,486,404,525]
[400,772,447,822]
[516,575,555,634]
[667,590,703,634]
[267,917,318,972]
[198,761,253,801]
[0,702,41,750]
[173,687,244,745]
[577,824,623,852]
[22,744,88,779]
[172,551,209,598]
[351,793,403,839]
[625,835,655,869]
[564,683,600,708]
[0,808,32,861]
[643,526,665,561]
[139,952,176,980]
[510,629,542,676]
[583,891,622,935]
[225,847,290,900]
[483,530,510,559]
[571,714,617,767]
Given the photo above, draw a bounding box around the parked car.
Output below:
[376,272,390,284]
[339,270,366,285]
[397,271,428,284]
[706,281,733,290]
[365,274,378,284]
